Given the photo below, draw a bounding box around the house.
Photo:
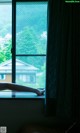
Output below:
[0,59,38,83]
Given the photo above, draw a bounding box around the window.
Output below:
[0,0,47,98]
[16,74,36,83]
[0,74,6,80]
[14,1,47,96]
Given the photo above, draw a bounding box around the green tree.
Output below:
[16,27,37,54]
[5,39,12,60]
[0,50,6,63]
[0,39,12,64]
[16,27,45,69]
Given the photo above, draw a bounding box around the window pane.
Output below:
[16,2,47,55]
[16,56,46,89]
[0,4,12,83]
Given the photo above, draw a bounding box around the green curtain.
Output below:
[46,0,80,123]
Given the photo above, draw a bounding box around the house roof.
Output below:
[0,59,38,74]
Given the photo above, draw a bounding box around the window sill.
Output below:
[0,92,45,99]
[15,92,45,99]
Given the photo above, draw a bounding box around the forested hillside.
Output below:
[0,3,47,36]
[0,2,47,62]
[16,3,47,34]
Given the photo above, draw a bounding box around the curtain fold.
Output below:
[46,0,80,122]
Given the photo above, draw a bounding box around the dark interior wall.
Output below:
[0,99,58,133]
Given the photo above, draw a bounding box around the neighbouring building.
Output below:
[0,59,38,83]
